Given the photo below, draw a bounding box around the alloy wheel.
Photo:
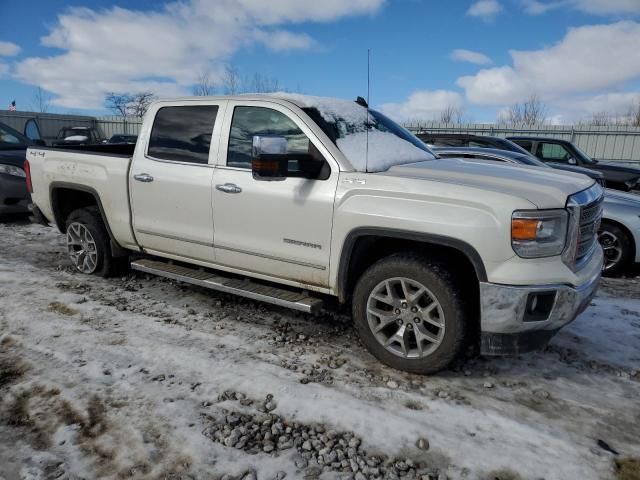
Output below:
[366,277,445,359]
[599,230,623,272]
[67,222,99,274]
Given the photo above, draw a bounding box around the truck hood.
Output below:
[384,158,594,209]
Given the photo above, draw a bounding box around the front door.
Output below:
[212,102,338,287]
[130,102,224,262]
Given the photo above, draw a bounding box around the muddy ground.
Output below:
[0,217,638,480]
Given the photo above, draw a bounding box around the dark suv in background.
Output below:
[509,136,640,192]
[418,133,606,187]
[0,122,43,216]
[418,133,528,154]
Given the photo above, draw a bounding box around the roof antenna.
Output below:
[365,49,370,173]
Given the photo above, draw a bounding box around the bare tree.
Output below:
[222,65,242,95]
[439,104,464,124]
[585,111,615,127]
[248,72,280,93]
[105,93,133,117]
[105,92,156,118]
[504,94,547,126]
[129,92,156,118]
[626,100,640,127]
[30,87,52,113]
[193,70,216,96]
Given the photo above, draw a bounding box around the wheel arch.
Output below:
[50,182,127,257]
[336,227,487,304]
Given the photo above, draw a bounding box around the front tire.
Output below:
[65,207,127,277]
[352,253,467,374]
[599,222,633,276]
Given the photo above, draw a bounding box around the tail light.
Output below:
[24,158,33,193]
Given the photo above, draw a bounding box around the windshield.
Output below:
[0,123,29,150]
[494,138,531,155]
[302,106,435,172]
[512,152,549,167]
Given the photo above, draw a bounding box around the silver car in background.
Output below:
[433,147,640,275]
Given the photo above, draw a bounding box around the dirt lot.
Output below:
[0,218,639,480]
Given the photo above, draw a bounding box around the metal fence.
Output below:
[0,110,143,144]
[95,115,143,138]
[404,122,640,163]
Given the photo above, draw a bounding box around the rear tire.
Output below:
[65,207,128,278]
[599,222,633,276]
[352,253,467,374]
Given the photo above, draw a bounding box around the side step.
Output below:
[131,258,324,314]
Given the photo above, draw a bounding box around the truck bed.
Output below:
[27,144,138,249]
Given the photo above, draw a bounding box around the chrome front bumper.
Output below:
[479,270,601,355]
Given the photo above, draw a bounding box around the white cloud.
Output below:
[0,41,20,57]
[523,0,640,15]
[379,90,464,122]
[457,21,640,105]
[467,0,503,20]
[15,0,384,110]
[450,49,492,65]
[522,1,564,14]
[555,92,640,120]
[0,63,8,77]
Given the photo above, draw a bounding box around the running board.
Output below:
[130,258,324,314]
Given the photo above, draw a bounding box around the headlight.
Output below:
[0,164,26,178]
[511,209,568,258]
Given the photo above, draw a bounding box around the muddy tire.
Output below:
[352,253,467,374]
[65,207,127,278]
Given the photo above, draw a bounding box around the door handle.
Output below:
[216,183,242,194]
[134,173,154,183]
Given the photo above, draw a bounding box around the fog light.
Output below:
[524,291,556,322]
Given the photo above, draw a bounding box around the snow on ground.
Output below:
[0,219,638,480]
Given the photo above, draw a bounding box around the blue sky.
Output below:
[1,0,639,123]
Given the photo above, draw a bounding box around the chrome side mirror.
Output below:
[252,135,288,181]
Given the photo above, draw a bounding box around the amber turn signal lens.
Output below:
[512,218,541,241]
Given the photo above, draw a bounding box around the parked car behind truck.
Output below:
[509,136,640,193]
[433,147,640,275]
[26,94,603,373]
[0,121,42,216]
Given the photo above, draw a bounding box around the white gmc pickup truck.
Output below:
[26,94,604,373]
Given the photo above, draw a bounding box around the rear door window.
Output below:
[24,119,42,141]
[536,142,572,163]
[148,105,219,164]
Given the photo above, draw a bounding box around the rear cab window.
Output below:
[148,105,219,164]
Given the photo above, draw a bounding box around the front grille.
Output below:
[575,196,603,263]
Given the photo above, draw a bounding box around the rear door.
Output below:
[211,101,338,287]
[130,101,226,262]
